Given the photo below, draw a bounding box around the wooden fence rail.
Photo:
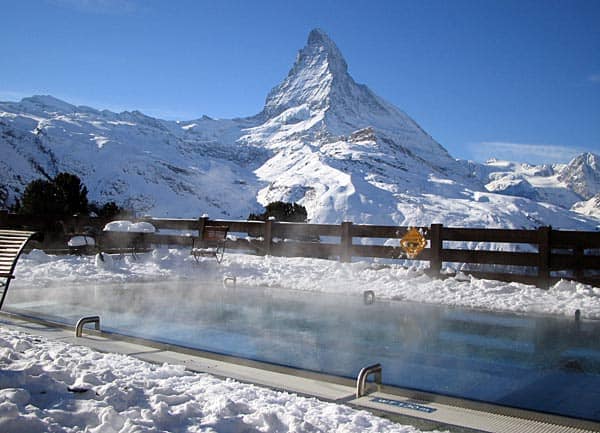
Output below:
[1,210,599,289]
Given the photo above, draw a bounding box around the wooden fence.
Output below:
[1,211,599,289]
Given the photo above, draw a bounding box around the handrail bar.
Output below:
[223,276,237,287]
[75,315,100,337]
[356,363,382,398]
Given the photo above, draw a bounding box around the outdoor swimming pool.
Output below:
[5,280,600,422]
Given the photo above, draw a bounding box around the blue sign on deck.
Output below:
[370,397,437,414]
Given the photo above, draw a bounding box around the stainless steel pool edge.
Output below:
[1,311,599,433]
[363,385,600,432]
[352,394,600,433]
[0,311,359,402]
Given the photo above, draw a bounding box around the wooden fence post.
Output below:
[340,221,353,263]
[574,246,584,281]
[264,217,274,255]
[198,214,208,239]
[74,214,85,233]
[537,226,551,289]
[0,210,8,227]
[429,223,443,277]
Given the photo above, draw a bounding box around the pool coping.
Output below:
[1,311,599,433]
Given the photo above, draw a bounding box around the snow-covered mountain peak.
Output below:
[262,28,391,124]
[1,29,599,229]
[558,152,600,199]
[566,152,599,171]
[262,28,349,119]
[306,28,348,74]
[257,29,456,173]
[18,95,78,114]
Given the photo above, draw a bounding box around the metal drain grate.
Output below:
[354,394,598,433]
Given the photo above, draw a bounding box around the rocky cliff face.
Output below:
[558,153,600,199]
[0,29,598,229]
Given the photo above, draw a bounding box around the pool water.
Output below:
[6,281,600,421]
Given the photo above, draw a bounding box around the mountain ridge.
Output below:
[1,29,598,229]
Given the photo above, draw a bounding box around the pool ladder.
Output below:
[223,276,237,287]
[356,363,382,398]
[76,315,100,337]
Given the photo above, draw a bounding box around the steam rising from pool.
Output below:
[6,278,600,421]
[7,264,600,419]
[8,248,600,421]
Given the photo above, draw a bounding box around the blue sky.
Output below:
[1,0,599,164]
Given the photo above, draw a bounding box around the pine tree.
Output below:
[249,201,308,222]
[18,173,89,217]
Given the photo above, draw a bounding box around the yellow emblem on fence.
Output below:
[400,227,426,259]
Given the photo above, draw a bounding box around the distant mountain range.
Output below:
[1,29,598,229]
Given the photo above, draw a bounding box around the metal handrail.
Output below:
[223,276,237,287]
[356,363,382,398]
[76,315,100,337]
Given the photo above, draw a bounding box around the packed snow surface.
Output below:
[67,236,96,247]
[103,220,156,233]
[0,327,433,433]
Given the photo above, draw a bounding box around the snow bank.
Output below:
[103,220,156,233]
[67,235,96,247]
[13,248,600,319]
[0,327,432,433]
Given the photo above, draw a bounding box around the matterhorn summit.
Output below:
[262,28,349,118]
[0,29,598,229]
[247,29,486,224]
[256,29,455,170]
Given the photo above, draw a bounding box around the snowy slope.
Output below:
[572,194,600,219]
[0,96,264,218]
[244,30,598,227]
[462,155,600,223]
[1,29,599,229]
